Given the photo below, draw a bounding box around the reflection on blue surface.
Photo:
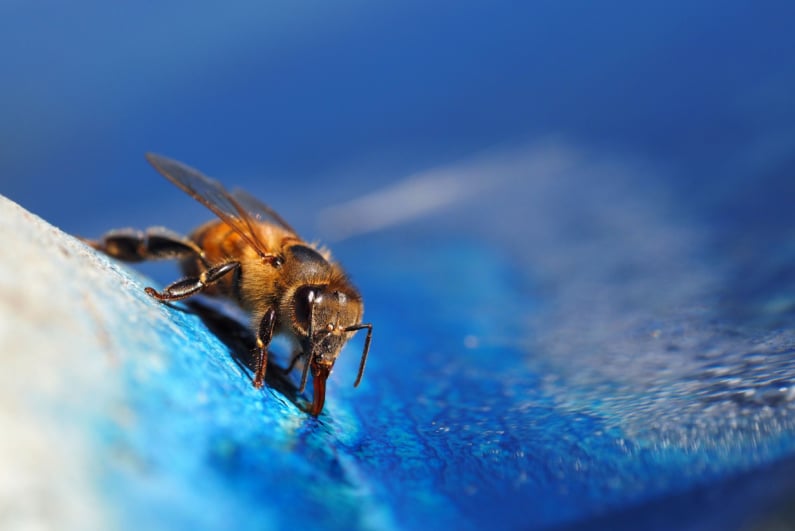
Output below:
[3,1,795,529]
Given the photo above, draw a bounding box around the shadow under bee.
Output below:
[182,299,309,411]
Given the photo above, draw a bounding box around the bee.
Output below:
[86,153,373,416]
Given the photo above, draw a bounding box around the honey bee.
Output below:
[86,153,372,416]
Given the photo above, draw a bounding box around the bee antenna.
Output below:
[345,323,373,387]
[298,294,317,394]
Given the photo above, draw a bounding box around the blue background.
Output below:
[3,2,795,529]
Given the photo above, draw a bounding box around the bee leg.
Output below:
[144,261,240,302]
[283,350,303,374]
[252,308,277,388]
[84,227,209,266]
[298,355,312,394]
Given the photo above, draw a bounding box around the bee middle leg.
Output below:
[145,261,240,302]
[252,307,276,388]
[281,350,312,393]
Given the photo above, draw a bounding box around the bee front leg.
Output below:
[145,261,240,302]
[252,307,276,388]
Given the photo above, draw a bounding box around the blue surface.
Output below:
[88,225,795,530]
[2,2,795,529]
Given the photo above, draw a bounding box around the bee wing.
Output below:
[145,153,276,258]
[230,188,299,236]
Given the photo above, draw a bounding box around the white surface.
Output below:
[0,195,175,530]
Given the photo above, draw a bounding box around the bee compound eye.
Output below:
[293,286,318,331]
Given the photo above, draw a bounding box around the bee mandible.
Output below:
[86,154,373,416]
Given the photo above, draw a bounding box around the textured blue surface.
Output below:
[95,239,541,530]
[82,223,795,530]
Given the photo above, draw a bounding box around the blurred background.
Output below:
[3,1,794,241]
[2,1,795,529]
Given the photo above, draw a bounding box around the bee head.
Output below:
[292,285,361,366]
[290,283,373,416]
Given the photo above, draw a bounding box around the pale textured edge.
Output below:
[0,195,174,531]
